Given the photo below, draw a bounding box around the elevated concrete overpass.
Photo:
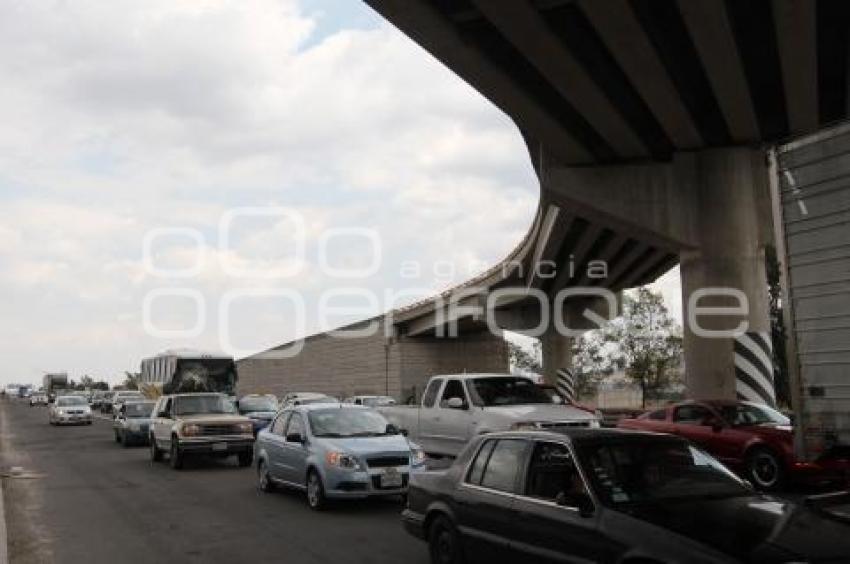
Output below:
[238,0,850,406]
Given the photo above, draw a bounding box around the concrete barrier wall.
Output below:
[236,319,509,402]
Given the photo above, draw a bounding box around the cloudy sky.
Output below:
[0,0,680,386]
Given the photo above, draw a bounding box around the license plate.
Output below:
[211,443,228,452]
[380,468,403,488]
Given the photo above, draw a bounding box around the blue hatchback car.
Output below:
[254,404,426,509]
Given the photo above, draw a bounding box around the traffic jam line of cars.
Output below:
[29,373,850,563]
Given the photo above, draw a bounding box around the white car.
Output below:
[110,391,146,414]
[281,392,339,408]
[29,393,48,406]
[49,395,93,425]
[344,395,397,407]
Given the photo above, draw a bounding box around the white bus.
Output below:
[140,349,237,397]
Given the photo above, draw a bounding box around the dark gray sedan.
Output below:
[403,428,850,563]
[113,400,155,447]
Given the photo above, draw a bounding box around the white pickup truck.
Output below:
[377,374,600,458]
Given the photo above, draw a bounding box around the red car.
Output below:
[618,400,850,490]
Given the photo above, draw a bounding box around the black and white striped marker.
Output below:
[556,368,576,403]
[734,332,775,406]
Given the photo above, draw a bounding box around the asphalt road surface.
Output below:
[0,399,428,564]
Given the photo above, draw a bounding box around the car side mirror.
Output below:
[556,492,595,518]
[576,494,595,518]
[703,417,724,432]
[386,423,401,435]
[446,397,466,410]
[157,411,170,418]
[286,433,304,444]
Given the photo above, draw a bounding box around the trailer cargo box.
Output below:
[770,121,850,461]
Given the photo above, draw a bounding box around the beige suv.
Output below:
[149,393,255,470]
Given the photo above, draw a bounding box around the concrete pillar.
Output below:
[679,148,774,404]
[541,327,575,401]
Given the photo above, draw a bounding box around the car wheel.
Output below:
[237,451,253,468]
[257,460,275,493]
[746,447,784,491]
[115,430,121,443]
[122,432,131,448]
[170,438,184,470]
[150,436,163,462]
[428,515,465,564]
[306,470,326,510]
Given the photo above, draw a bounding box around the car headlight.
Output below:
[182,424,201,437]
[325,452,362,470]
[237,422,253,434]
[410,447,426,465]
[588,419,601,429]
[511,421,539,431]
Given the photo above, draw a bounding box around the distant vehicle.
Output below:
[344,395,397,407]
[49,395,93,426]
[403,428,850,564]
[281,392,339,408]
[139,349,237,396]
[235,394,279,435]
[99,392,117,413]
[90,390,108,409]
[113,400,156,446]
[618,400,850,491]
[43,372,68,402]
[149,393,254,470]
[29,392,48,406]
[377,374,600,458]
[108,391,145,415]
[255,404,426,510]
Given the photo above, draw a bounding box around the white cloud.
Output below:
[0,0,542,386]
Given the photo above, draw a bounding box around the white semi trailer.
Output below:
[769,121,850,462]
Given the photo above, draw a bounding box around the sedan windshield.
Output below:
[717,402,790,427]
[125,403,154,418]
[308,408,391,438]
[173,395,235,416]
[56,397,87,407]
[576,439,749,506]
[468,377,551,406]
[239,397,278,412]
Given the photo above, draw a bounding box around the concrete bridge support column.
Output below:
[542,327,575,402]
[679,148,775,405]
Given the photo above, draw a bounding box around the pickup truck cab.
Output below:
[149,392,255,470]
[378,374,600,458]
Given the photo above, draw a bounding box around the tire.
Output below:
[306,470,326,510]
[122,432,131,448]
[746,447,785,491]
[115,431,121,443]
[257,460,275,493]
[428,515,465,564]
[170,438,184,470]
[237,451,253,468]
[150,436,163,462]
